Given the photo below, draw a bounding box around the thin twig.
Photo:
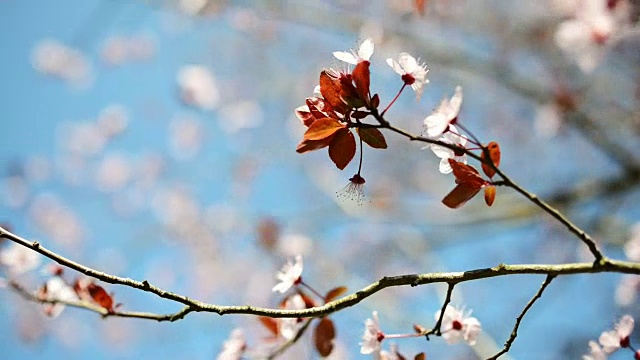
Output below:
[432,282,456,336]
[487,274,556,360]
[8,280,193,322]
[362,113,605,261]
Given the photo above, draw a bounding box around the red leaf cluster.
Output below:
[442,159,494,209]
[295,66,386,170]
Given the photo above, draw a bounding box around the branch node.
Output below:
[32,241,40,248]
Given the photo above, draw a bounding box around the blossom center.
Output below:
[621,335,630,348]
[376,332,385,342]
[401,73,416,85]
[452,320,463,331]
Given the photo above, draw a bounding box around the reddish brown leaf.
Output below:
[352,61,370,104]
[304,118,345,141]
[414,0,426,15]
[328,129,356,170]
[449,159,486,188]
[87,283,114,312]
[259,316,279,336]
[324,286,348,303]
[314,317,336,357]
[414,353,426,360]
[296,138,332,154]
[484,185,496,206]
[357,128,387,149]
[299,290,317,308]
[339,75,364,109]
[256,217,279,251]
[442,183,482,209]
[481,142,501,178]
[319,71,348,114]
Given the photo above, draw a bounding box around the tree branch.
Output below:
[1,226,636,321]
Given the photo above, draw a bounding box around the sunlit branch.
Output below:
[1,226,637,321]
[487,274,556,360]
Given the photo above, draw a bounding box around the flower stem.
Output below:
[381,83,406,116]
[300,281,325,302]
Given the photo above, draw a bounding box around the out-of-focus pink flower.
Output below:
[435,304,482,346]
[216,328,246,360]
[624,223,640,261]
[39,276,79,318]
[616,275,640,306]
[583,340,607,360]
[424,86,463,138]
[360,311,384,355]
[599,314,634,353]
[272,255,303,293]
[31,39,93,87]
[177,65,220,110]
[0,243,40,276]
[554,0,632,72]
[279,294,306,340]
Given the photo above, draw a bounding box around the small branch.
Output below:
[267,318,314,360]
[357,114,605,262]
[432,282,456,336]
[8,280,193,322]
[487,274,556,360]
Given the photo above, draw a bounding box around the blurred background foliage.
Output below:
[0,0,639,359]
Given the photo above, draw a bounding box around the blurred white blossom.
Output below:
[0,243,40,276]
[272,255,303,293]
[31,39,93,87]
[177,65,220,110]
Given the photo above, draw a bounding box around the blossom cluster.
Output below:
[583,314,639,359]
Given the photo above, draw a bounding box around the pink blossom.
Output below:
[278,294,306,340]
[0,243,40,276]
[599,314,634,353]
[429,125,468,174]
[423,86,463,138]
[333,38,374,65]
[39,276,79,318]
[216,328,246,360]
[360,311,384,355]
[272,255,303,293]
[435,304,482,346]
[583,340,607,360]
[386,53,429,100]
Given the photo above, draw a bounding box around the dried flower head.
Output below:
[337,174,366,205]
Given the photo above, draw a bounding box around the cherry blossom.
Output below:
[216,328,246,360]
[278,294,307,340]
[423,86,463,138]
[386,52,429,99]
[583,340,607,360]
[0,243,40,276]
[435,304,481,346]
[333,38,374,65]
[380,343,403,360]
[615,275,640,306]
[272,255,303,293]
[360,311,384,355]
[337,174,367,205]
[624,222,640,261]
[554,0,631,72]
[39,276,79,318]
[429,125,468,174]
[599,314,634,353]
